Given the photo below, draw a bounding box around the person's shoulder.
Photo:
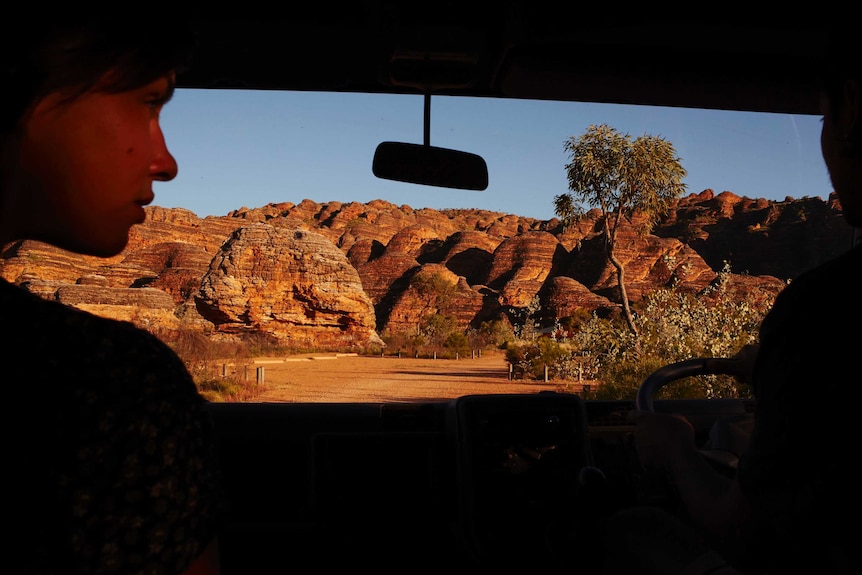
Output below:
[3,279,152,336]
[0,279,192,384]
[796,243,858,278]
[762,245,861,339]
[776,244,860,302]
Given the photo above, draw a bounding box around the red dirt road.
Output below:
[230,352,583,403]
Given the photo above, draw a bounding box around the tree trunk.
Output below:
[602,217,638,337]
[609,250,638,336]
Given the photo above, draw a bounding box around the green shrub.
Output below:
[502,263,773,399]
[444,331,470,355]
[569,280,769,400]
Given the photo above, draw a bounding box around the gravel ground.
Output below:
[223,351,587,403]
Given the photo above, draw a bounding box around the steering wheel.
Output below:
[632,356,754,508]
[635,356,752,412]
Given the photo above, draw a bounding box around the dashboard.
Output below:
[206,392,756,570]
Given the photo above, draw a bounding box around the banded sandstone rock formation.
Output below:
[0,190,849,350]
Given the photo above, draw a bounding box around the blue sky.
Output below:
[156,88,830,222]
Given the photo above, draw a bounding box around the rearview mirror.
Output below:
[372,141,489,191]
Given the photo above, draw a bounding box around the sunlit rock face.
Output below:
[0,191,848,348]
[196,223,382,349]
[380,263,485,336]
[485,231,563,308]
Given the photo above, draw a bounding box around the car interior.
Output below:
[174,8,833,572]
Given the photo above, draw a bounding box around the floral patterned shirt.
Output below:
[3,278,221,574]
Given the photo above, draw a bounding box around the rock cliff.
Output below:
[197,223,381,348]
[0,190,850,350]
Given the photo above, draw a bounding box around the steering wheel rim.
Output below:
[635,357,751,412]
[632,355,754,509]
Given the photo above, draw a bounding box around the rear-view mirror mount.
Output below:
[372,141,489,191]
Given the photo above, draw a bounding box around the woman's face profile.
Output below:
[6,74,179,256]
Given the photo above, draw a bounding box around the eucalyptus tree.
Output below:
[554,124,687,335]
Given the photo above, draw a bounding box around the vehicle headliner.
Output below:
[181,6,828,116]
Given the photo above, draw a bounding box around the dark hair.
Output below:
[1,18,195,131]
[816,31,862,150]
[819,30,862,103]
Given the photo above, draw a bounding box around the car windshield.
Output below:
[7,88,840,404]
[159,90,828,220]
